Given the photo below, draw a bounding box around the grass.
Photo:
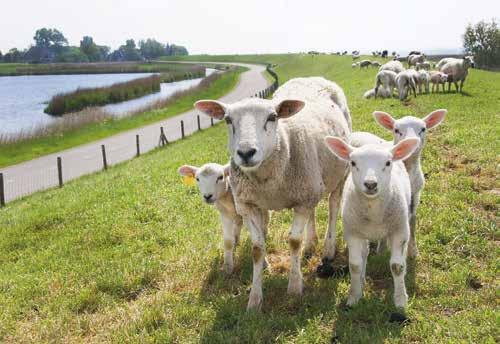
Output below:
[0,62,205,76]
[0,54,498,343]
[45,75,162,115]
[0,67,244,167]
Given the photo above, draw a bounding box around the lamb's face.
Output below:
[439,73,448,83]
[194,98,305,172]
[178,163,228,204]
[325,138,421,199]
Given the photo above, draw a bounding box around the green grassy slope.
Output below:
[0,54,497,343]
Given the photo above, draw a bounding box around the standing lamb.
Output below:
[395,70,417,100]
[408,54,425,67]
[195,77,351,310]
[352,62,359,68]
[359,60,372,69]
[374,70,397,98]
[325,136,421,309]
[439,56,474,93]
[371,61,382,68]
[416,70,430,94]
[429,71,449,92]
[373,109,447,257]
[379,60,405,74]
[415,61,431,71]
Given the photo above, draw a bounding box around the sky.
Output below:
[0,0,498,55]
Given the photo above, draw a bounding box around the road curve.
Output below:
[1,62,269,203]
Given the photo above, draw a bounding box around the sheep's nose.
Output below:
[364,181,378,191]
[204,194,213,201]
[237,148,257,162]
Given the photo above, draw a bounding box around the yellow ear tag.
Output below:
[183,175,196,186]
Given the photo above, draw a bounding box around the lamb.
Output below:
[374,70,397,98]
[363,87,391,99]
[195,77,351,310]
[429,71,448,92]
[415,61,431,71]
[373,109,447,257]
[408,54,425,67]
[325,136,421,309]
[439,56,474,93]
[371,61,381,68]
[415,70,430,94]
[359,60,372,68]
[352,62,359,68]
[178,163,243,274]
[379,60,405,74]
[395,70,417,100]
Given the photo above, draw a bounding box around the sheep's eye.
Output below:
[267,113,277,122]
[420,128,426,134]
[351,161,356,167]
[196,177,199,182]
[386,161,391,167]
[225,117,232,125]
[394,129,401,135]
[216,175,223,182]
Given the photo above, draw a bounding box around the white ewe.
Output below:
[325,136,421,309]
[195,77,351,310]
[379,60,405,74]
[439,56,474,93]
[373,109,447,257]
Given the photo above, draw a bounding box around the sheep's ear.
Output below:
[325,136,353,161]
[194,100,227,120]
[178,165,198,177]
[223,164,231,178]
[423,109,446,129]
[373,111,396,130]
[275,100,305,119]
[391,138,420,161]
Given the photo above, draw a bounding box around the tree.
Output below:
[121,39,142,61]
[139,38,165,59]
[80,36,99,60]
[0,50,3,62]
[34,28,68,49]
[3,48,22,63]
[463,19,500,68]
[165,43,188,56]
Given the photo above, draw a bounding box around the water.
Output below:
[0,69,215,135]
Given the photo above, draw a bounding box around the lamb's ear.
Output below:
[223,164,231,178]
[275,100,305,119]
[194,100,227,120]
[373,111,396,130]
[391,138,420,161]
[178,165,198,177]
[325,136,353,161]
[423,109,446,129]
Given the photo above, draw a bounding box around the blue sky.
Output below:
[0,0,498,55]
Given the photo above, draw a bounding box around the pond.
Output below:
[0,69,215,135]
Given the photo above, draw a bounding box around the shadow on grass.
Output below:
[196,239,414,343]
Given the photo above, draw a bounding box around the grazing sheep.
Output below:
[439,56,474,93]
[353,54,360,60]
[415,70,430,94]
[429,71,449,92]
[379,60,405,74]
[415,61,431,71]
[195,77,351,310]
[352,62,359,68]
[178,163,243,274]
[363,87,392,99]
[408,54,425,67]
[371,61,381,68]
[373,109,447,257]
[325,136,420,309]
[374,70,397,98]
[359,60,372,68]
[395,70,417,100]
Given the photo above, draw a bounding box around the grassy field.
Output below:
[0,62,205,76]
[0,54,498,343]
[0,68,244,167]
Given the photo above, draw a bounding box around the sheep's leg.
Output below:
[459,80,464,93]
[287,208,311,295]
[407,191,421,258]
[221,214,236,274]
[321,185,343,264]
[448,81,451,92]
[389,229,409,309]
[233,217,243,245]
[454,81,459,93]
[303,208,318,258]
[244,208,266,311]
[360,239,369,289]
[346,234,365,306]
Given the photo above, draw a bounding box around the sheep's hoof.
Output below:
[223,264,234,275]
[247,291,263,311]
[346,293,361,306]
[394,292,408,309]
[303,247,315,260]
[287,278,303,296]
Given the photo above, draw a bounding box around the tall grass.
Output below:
[44,75,162,116]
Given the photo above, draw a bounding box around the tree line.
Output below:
[0,28,189,64]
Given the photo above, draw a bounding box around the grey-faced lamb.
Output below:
[195,77,351,310]
[371,61,382,68]
[373,109,447,257]
[325,136,420,309]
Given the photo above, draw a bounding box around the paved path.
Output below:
[1,63,269,203]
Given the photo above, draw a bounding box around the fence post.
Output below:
[197,115,201,131]
[160,126,168,146]
[136,135,140,157]
[57,157,63,188]
[211,118,214,126]
[181,120,185,138]
[0,173,5,207]
[101,145,107,170]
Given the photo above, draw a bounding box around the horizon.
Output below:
[0,0,498,55]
